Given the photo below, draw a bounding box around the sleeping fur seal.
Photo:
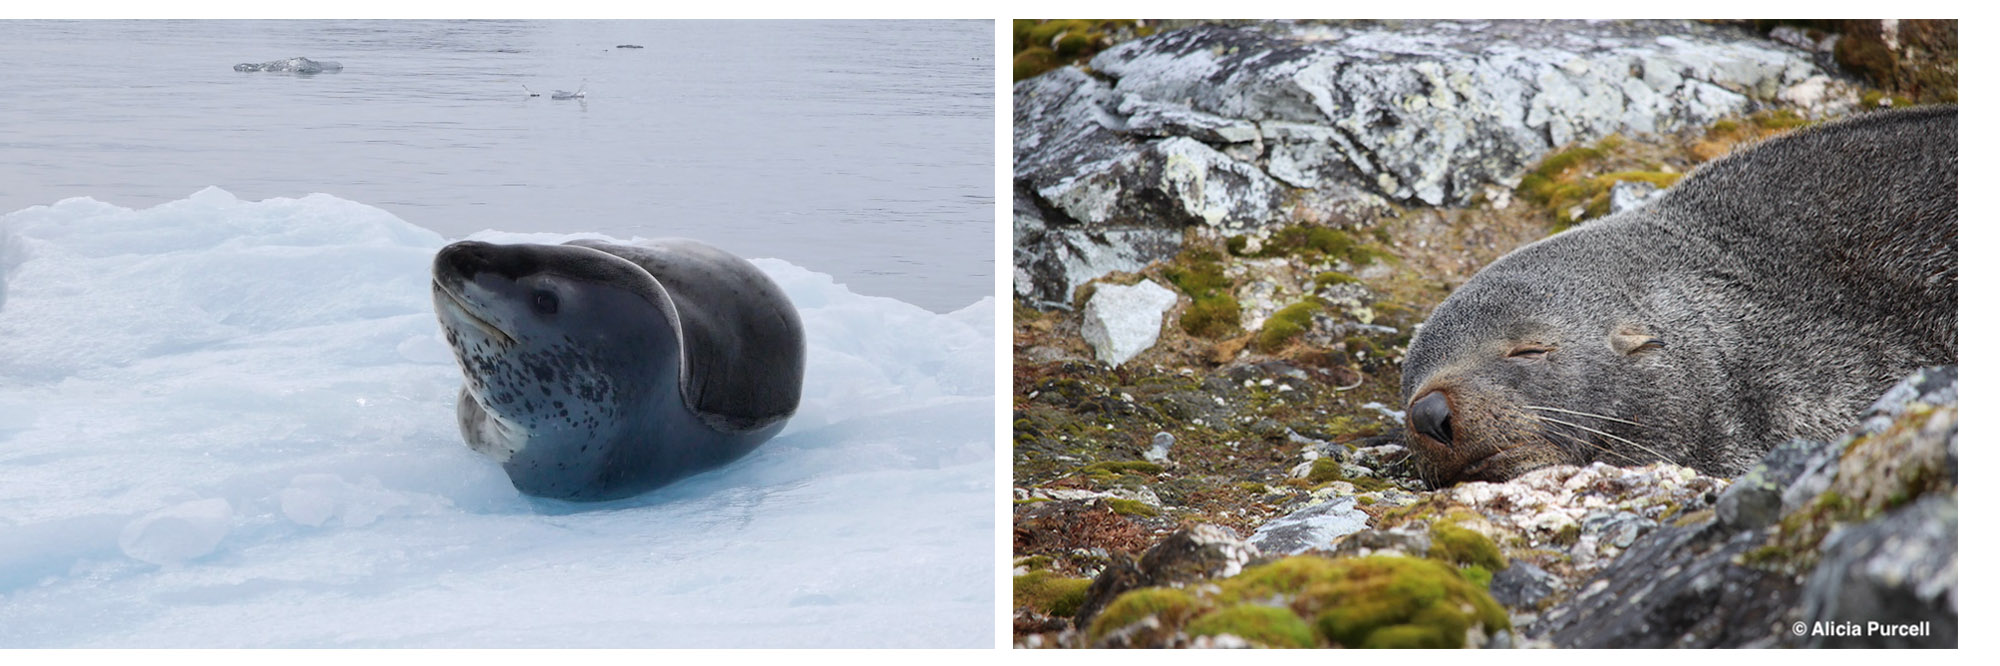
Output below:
[431,238,805,501]
[1399,106,1956,487]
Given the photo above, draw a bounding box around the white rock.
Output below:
[1081,279,1179,367]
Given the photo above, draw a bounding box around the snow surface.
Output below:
[0,188,995,647]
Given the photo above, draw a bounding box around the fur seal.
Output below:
[1399,106,1956,486]
[431,238,805,501]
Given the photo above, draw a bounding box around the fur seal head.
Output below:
[1398,258,1688,486]
[1398,107,1957,488]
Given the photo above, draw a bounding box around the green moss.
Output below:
[1185,604,1317,648]
[1012,47,1061,81]
[1313,271,1359,289]
[1087,586,1199,642]
[1180,297,1243,338]
[1091,555,1511,648]
[1356,495,1377,506]
[1306,457,1345,484]
[1225,235,1251,256]
[1256,301,1322,352]
[1165,245,1242,338]
[1429,522,1505,571]
[1013,497,1052,505]
[1549,523,1581,547]
[1014,570,1093,617]
[1015,555,1054,571]
[1107,498,1161,517]
[1256,225,1391,266]
[1290,555,1511,648]
[1011,19,1139,81]
[1457,564,1493,588]
[1515,135,1686,227]
[1861,89,1916,108]
[1750,108,1809,130]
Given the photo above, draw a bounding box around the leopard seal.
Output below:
[431,238,805,501]
[1399,106,1956,487]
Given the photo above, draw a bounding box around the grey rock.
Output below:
[1490,562,1560,609]
[1607,179,1664,214]
[233,57,342,74]
[1013,20,1852,308]
[1139,523,1261,585]
[1532,366,1958,648]
[1073,524,1259,632]
[1248,495,1369,556]
[1118,94,1260,144]
[1536,522,1798,648]
[1013,189,1183,306]
[1796,495,1956,648]
[1079,279,1179,366]
[1326,523,1430,559]
[1716,437,1836,530]
[1579,510,1651,550]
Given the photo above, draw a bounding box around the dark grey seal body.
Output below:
[1400,107,1956,486]
[431,238,805,501]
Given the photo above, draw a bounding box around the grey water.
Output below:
[0,20,995,313]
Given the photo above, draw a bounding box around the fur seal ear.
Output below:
[1609,328,1665,356]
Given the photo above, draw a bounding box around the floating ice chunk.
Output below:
[118,499,232,565]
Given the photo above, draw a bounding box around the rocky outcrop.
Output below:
[1014,20,1859,307]
[1531,367,1957,648]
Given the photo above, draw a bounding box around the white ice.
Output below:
[0,188,995,647]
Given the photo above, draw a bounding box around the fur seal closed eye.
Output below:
[1399,106,1956,487]
[431,238,805,501]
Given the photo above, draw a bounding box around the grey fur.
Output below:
[1399,106,1956,486]
[432,238,805,501]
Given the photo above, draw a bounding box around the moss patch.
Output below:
[1091,555,1510,648]
[1087,586,1200,642]
[1256,300,1322,352]
[1252,224,1393,266]
[1107,498,1162,517]
[1185,604,1317,648]
[1014,570,1093,617]
[1429,522,1506,571]
[1077,460,1164,481]
[1012,19,1150,81]
[1515,135,1689,228]
[1164,245,1242,338]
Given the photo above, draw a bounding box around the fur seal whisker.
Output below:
[1522,405,1647,428]
[1539,426,1646,465]
[1533,415,1671,462]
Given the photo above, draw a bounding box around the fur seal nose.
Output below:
[1411,391,1453,445]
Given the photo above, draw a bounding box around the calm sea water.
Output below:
[0,19,995,312]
